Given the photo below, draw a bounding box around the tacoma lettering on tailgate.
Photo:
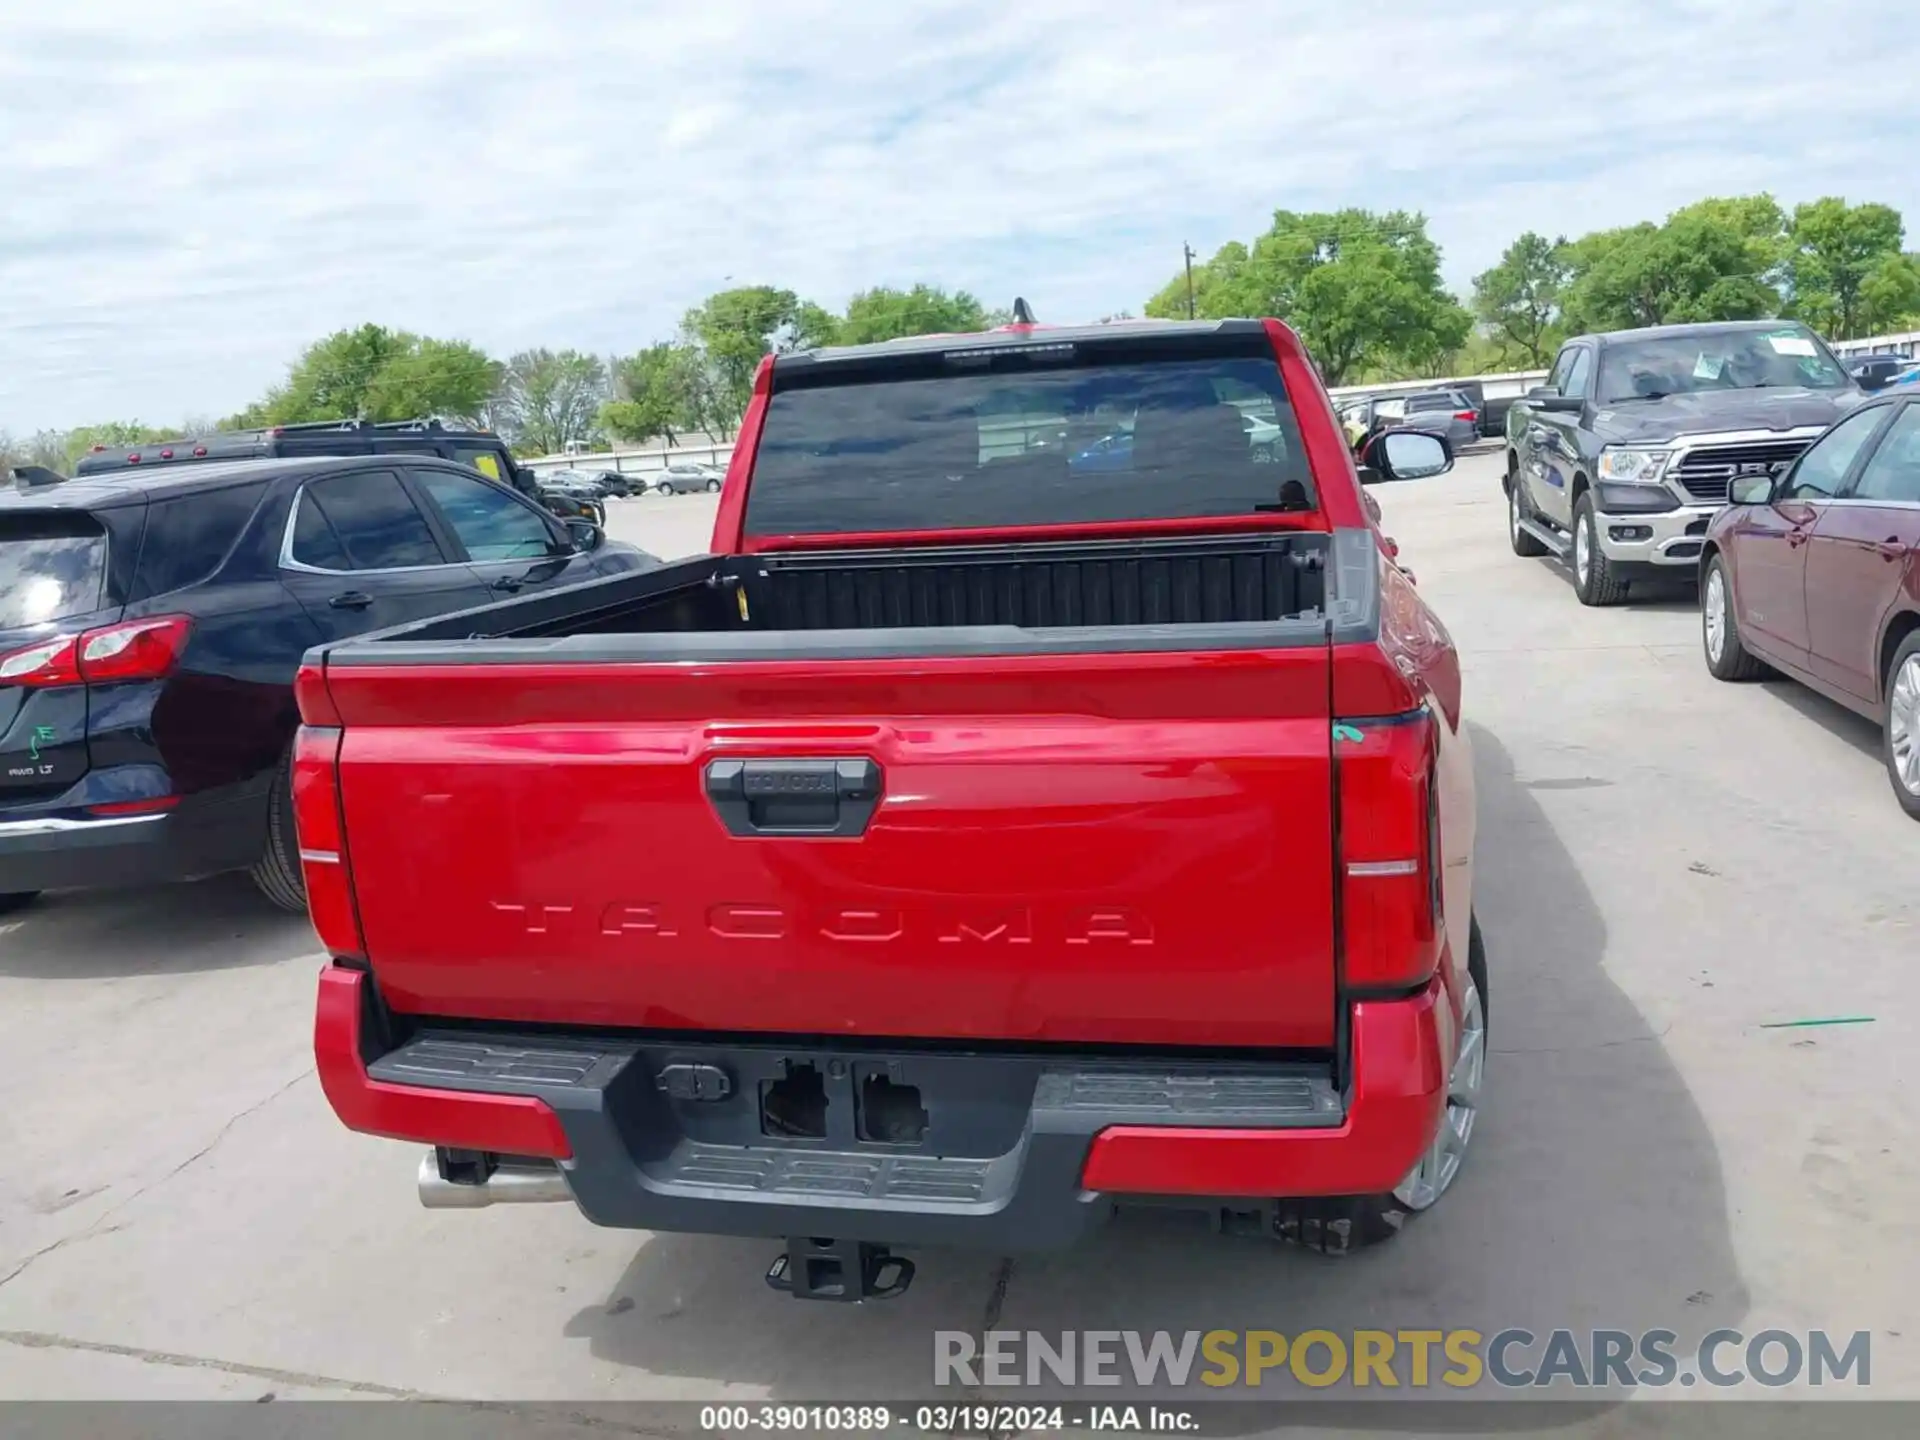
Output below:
[489,900,1155,946]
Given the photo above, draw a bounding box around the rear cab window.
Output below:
[0,514,111,629]
[743,337,1315,539]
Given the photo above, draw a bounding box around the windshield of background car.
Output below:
[744,345,1314,536]
[1405,393,1458,412]
[1597,328,1850,403]
[0,514,109,628]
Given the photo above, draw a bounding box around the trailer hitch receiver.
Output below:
[765,1238,915,1301]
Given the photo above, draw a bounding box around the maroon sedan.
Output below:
[1700,393,1920,818]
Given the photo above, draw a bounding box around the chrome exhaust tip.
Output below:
[417,1150,571,1209]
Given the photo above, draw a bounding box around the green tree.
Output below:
[259,324,501,425]
[1146,210,1470,385]
[1786,198,1916,339]
[359,337,501,424]
[836,284,990,344]
[601,343,704,448]
[1856,251,1920,336]
[1560,196,1786,334]
[1472,232,1570,366]
[495,348,608,455]
[682,287,813,435]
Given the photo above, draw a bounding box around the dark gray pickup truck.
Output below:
[1504,321,1863,605]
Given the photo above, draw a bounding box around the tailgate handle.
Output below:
[704,757,883,838]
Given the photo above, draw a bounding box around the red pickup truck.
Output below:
[300,317,1485,1300]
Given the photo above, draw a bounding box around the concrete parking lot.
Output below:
[2,453,1914,1414]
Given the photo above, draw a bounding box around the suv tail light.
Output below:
[293,725,365,958]
[1338,711,1442,991]
[1453,410,1476,423]
[0,616,192,688]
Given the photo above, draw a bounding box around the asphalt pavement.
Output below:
[1,456,1913,1421]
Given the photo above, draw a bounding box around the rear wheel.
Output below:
[1883,632,1920,821]
[1273,917,1488,1255]
[1702,556,1770,681]
[0,892,41,916]
[250,744,308,913]
[704,478,721,492]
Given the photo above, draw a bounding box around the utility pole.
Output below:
[1183,243,1198,319]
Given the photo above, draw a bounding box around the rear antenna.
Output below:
[1011,297,1037,325]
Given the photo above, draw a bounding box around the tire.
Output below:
[0,891,41,916]
[250,744,308,914]
[1273,917,1488,1256]
[1571,493,1627,606]
[1701,555,1770,682]
[704,478,721,492]
[1507,472,1546,557]
[1882,631,1920,821]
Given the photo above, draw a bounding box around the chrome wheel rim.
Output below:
[1574,514,1592,586]
[1393,974,1485,1211]
[1704,568,1727,664]
[1891,655,1920,796]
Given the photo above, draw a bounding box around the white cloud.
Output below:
[2,0,1917,429]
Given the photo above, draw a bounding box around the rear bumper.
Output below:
[316,967,1452,1251]
[0,781,268,895]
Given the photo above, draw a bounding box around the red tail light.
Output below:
[0,635,81,687]
[78,616,192,682]
[0,616,191,688]
[1453,411,1476,423]
[1338,711,1442,990]
[293,726,365,958]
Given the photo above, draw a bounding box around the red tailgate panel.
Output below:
[329,650,1336,1049]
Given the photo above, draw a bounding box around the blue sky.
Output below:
[3,0,1917,432]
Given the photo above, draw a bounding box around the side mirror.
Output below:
[1526,386,1557,402]
[1537,394,1585,414]
[1365,429,1454,482]
[564,517,606,552]
[1728,474,1775,506]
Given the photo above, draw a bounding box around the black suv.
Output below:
[0,456,652,914]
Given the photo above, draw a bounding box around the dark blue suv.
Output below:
[0,455,653,914]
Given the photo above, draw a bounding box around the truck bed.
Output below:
[308,530,1351,1050]
[375,531,1331,650]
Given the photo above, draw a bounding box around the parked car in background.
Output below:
[1844,354,1911,392]
[1395,390,1480,452]
[303,317,1488,1289]
[1505,321,1862,606]
[0,456,652,916]
[654,461,724,494]
[536,474,608,524]
[543,468,633,499]
[1337,395,1407,456]
[1700,391,1920,819]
